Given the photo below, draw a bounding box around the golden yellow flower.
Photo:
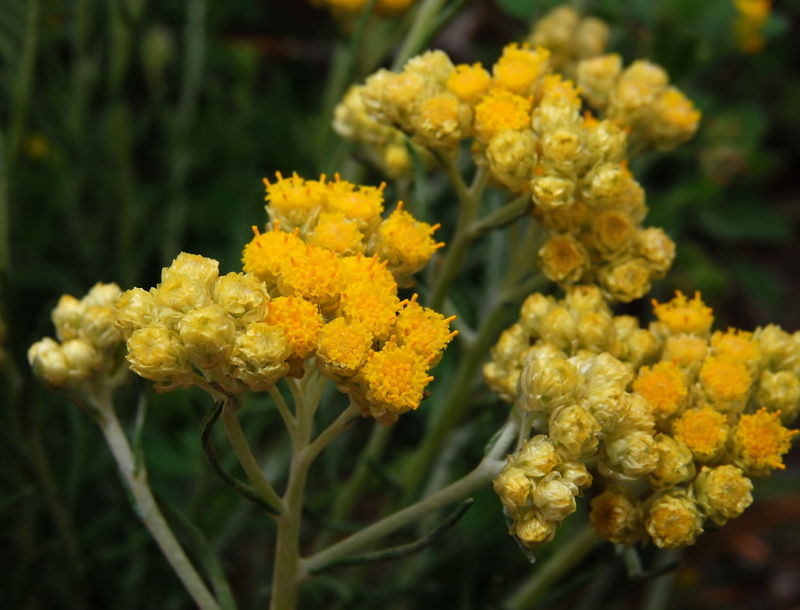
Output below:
[589,485,642,545]
[660,334,708,371]
[652,291,714,336]
[711,328,760,368]
[733,407,798,474]
[474,87,532,142]
[277,244,343,312]
[360,340,433,417]
[339,284,403,341]
[308,212,365,255]
[493,43,550,96]
[325,176,386,230]
[633,360,687,423]
[672,406,729,463]
[393,294,457,364]
[264,172,328,229]
[265,296,323,360]
[338,254,398,297]
[375,204,444,277]
[447,63,492,107]
[699,356,751,404]
[537,74,581,105]
[411,92,469,148]
[316,317,374,379]
[645,491,704,549]
[242,225,306,286]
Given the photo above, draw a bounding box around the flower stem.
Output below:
[91,391,221,610]
[221,403,284,514]
[391,0,448,70]
[504,524,600,610]
[303,417,517,574]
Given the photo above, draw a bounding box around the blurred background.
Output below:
[2,0,799,608]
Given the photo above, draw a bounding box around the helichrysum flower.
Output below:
[266,296,324,362]
[633,360,688,426]
[447,63,492,107]
[645,491,704,549]
[732,408,798,475]
[474,87,533,143]
[590,485,643,545]
[492,43,550,97]
[393,294,457,365]
[694,465,753,525]
[316,317,373,381]
[652,291,714,337]
[374,204,444,280]
[671,406,729,463]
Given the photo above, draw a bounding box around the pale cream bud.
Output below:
[584,119,627,165]
[598,257,653,303]
[538,305,579,350]
[576,310,615,352]
[540,127,584,174]
[114,288,157,340]
[513,435,560,478]
[576,54,622,109]
[81,305,121,350]
[635,227,675,278]
[126,325,192,387]
[564,285,608,317]
[531,174,576,212]
[694,465,753,526]
[555,460,593,493]
[231,322,292,391]
[28,337,70,386]
[533,472,577,522]
[757,370,800,424]
[486,130,537,192]
[520,355,580,415]
[178,304,236,369]
[514,508,557,547]
[60,339,100,382]
[602,429,659,480]
[163,252,220,286]
[493,465,534,513]
[590,484,642,545]
[648,433,696,489]
[213,272,270,329]
[549,404,601,460]
[52,295,84,342]
[83,282,122,308]
[153,274,213,329]
[582,162,627,208]
[519,293,556,337]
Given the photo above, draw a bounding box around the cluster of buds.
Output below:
[28,283,127,391]
[488,287,798,549]
[309,0,415,18]
[576,55,701,152]
[259,172,443,286]
[335,30,692,301]
[525,5,610,76]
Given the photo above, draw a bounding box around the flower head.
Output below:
[652,291,714,336]
[733,407,798,475]
[672,406,729,463]
[474,87,532,142]
[266,296,323,361]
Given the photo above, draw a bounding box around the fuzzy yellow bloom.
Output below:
[326,177,386,231]
[360,340,433,420]
[375,205,444,277]
[493,44,550,97]
[651,87,701,151]
[645,491,704,548]
[339,284,403,341]
[589,485,642,545]
[660,334,708,373]
[447,63,492,107]
[474,87,533,142]
[308,212,365,255]
[652,291,714,336]
[576,54,622,108]
[699,356,751,405]
[126,325,193,389]
[264,172,328,229]
[694,465,753,526]
[393,295,457,364]
[672,406,729,463]
[411,92,470,148]
[733,407,798,474]
[711,328,760,375]
[633,360,687,424]
[265,296,323,360]
[242,226,306,287]
[213,272,270,329]
[316,317,373,380]
[649,433,696,489]
[278,244,343,312]
[230,323,291,391]
[338,254,398,297]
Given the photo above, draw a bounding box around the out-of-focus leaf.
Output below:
[696,199,791,244]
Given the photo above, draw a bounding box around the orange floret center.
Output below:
[474,88,533,141]
[447,63,492,106]
[672,407,728,461]
[699,356,751,402]
[633,360,687,419]
[735,408,798,471]
[652,291,714,335]
[266,296,323,359]
[361,342,433,413]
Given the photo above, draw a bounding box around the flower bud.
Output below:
[52,295,84,342]
[114,288,157,340]
[81,305,121,350]
[231,322,292,391]
[648,433,696,489]
[694,465,753,526]
[555,460,592,493]
[493,465,533,514]
[519,355,579,415]
[645,491,704,549]
[531,174,576,212]
[602,429,659,480]
[28,337,70,386]
[514,507,557,546]
[83,282,122,308]
[549,404,601,460]
[757,370,800,424]
[512,435,560,478]
[487,130,537,192]
[213,272,270,329]
[590,484,642,545]
[126,325,192,388]
[60,339,100,382]
[533,472,577,522]
[178,304,236,369]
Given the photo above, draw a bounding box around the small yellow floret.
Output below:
[264,172,328,228]
[325,176,385,229]
[376,204,444,276]
[447,63,492,106]
[652,291,714,336]
[394,294,457,362]
[474,88,533,142]
[538,74,581,105]
[734,407,797,473]
[317,317,373,378]
[265,296,323,360]
[242,226,306,285]
[278,244,343,311]
[656,88,701,131]
[339,285,403,341]
[493,44,550,96]
[339,254,398,297]
[711,328,760,365]
[309,212,365,254]
[633,360,687,421]
[361,340,433,415]
[699,356,751,403]
[672,407,729,462]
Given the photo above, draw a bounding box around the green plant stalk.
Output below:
[221,403,284,514]
[269,377,358,610]
[303,416,517,574]
[90,390,221,610]
[391,0,449,70]
[504,524,601,610]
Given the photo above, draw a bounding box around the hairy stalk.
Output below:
[303,417,517,574]
[504,525,600,610]
[392,0,449,70]
[89,390,221,610]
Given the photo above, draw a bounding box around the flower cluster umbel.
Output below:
[110,175,454,425]
[487,287,798,549]
[334,8,700,301]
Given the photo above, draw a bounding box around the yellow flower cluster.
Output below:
[576,55,701,152]
[488,287,798,549]
[256,172,443,286]
[336,39,690,302]
[525,5,610,76]
[734,0,771,53]
[310,0,416,18]
[28,283,126,389]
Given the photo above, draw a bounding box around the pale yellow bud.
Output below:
[584,119,627,165]
[410,92,471,149]
[564,285,608,317]
[403,50,455,87]
[28,337,70,386]
[493,465,534,514]
[578,351,635,393]
[491,322,529,366]
[576,17,610,60]
[576,54,622,109]
[52,295,85,342]
[60,339,100,382]
[486,130,537,192]
[576,311,615,352]
[81,305,121,350]
[178,304,236,369]
[591,210,635,257]
[602,429,659,480]
[531,174,576,212]
[231,322,292,391]
[83,282,122,308]
[519,355,580,415]
[589,391,655,435]
[213,272,270,329]
[114,288,157,340]
[634,228,675,278]
[519,292,556,337]
[598,257,653,303]
[531,97,583,135]
[513,434,560,478]
[755,324,799,370]
[613,60,668,118]
[582,162,627,208]
[555,460,592,493]
[514,508,557,546]
[694,465,753,526]
[538,304,579,351]
[620,327,661,369]
[661,333,708,376]
[126,325,192,387]
[163,252,219,286]
[533,472,577,522]
[648,433,696,489]
[549,404,601,460]
[154,274,213,329]
[590,484,642,545]
[540,127,584,175]
[757,370,800,424]
[645,491,704,549]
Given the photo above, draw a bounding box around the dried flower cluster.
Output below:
[488,287,798,549]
